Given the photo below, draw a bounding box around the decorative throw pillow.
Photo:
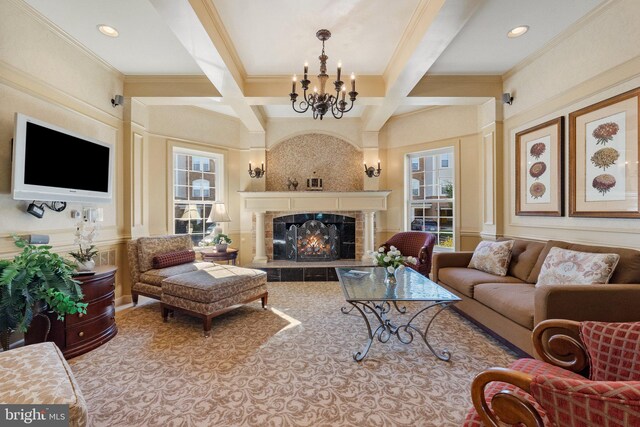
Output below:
[152,250,195,269]
[536,247,620,287]
[468,240,515,276]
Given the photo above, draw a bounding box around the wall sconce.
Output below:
[364,161,381,178]
[111,94,124,107]
[248,162,265,178]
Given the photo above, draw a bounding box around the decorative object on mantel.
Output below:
[248,162,265,178]
[287,178,299,191]
[0,236,88,351]
[289,29,358,120]
[306,171,323,191]
[569,87,640,218]
[206,202,231,238]
[364,161,382,178]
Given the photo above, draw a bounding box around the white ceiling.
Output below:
[21,0,607,120]
[211,0,421,76]
[429,0,604,74]
[23,0,202,74]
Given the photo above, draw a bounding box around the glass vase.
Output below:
[384,268,397,285]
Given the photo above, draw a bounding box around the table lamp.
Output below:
[207,202,231,237]
[180,204,201,233]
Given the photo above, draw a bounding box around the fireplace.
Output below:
[286,220,339,261]
[273,213,356,261]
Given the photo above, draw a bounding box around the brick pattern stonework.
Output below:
[252,211,364,261]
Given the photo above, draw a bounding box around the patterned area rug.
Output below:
[69,281,517,426]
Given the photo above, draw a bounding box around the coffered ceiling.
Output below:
[23,0,606,127]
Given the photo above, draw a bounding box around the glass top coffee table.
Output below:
[336,267,461,362]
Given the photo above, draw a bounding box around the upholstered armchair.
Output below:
[465,319,640,427]
[381,231,436,277]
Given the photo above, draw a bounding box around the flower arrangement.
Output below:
[69,221,99,269]
[212,234,232,245]
[371,245,417,274]
[69,245,98,263]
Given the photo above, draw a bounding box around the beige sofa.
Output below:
[432,239,640,356]
[127,235,268,336]
[0,342,87,427]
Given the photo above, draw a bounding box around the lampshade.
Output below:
[207,202,231,223]
[180,204,201,220]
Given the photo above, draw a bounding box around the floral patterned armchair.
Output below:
[465,319,640,426]
[381,231,436,277]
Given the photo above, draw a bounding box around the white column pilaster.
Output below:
[253,211,268,263]
[362,211,376,261]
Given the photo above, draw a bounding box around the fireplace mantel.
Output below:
[239,191,391,263]
[238,191,391,212]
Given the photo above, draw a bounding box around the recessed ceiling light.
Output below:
[97,24,119,38]
[507,25,529,38]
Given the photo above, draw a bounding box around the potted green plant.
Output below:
[69,244,98,271]
[0,236,88,350]
[212,234,232,252]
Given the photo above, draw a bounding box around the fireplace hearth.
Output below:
[286,220,338,261]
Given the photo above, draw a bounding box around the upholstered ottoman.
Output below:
[161,265,268,336]
[0,342,88,427]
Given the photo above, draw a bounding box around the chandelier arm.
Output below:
[339,99,357,113]
[291,98,311,113]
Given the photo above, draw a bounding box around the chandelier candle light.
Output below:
[290,29,358,120]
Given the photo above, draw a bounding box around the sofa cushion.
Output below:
[137,235,193,273]
[162,265,267,303]
[503,239,545,282]
[152,249,196,269]
[0,342,87,427]
[528,240,640,284]
[536,247,620,286]
[140,262,217,286]
[468,240,515,276]
[474,283,536,329]
[438,267,524,298]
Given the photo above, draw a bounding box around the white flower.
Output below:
[390,246,397,251]
[378,247,385,253]
[406,256,418,265]
[397,264,405,270]
[383,256,391,263]
[387,266,395,273]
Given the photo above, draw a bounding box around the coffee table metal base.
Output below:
[341,300,456,362]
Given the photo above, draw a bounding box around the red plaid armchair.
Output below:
[381,232,436,277]
[465,319,640,427]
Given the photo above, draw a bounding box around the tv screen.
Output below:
[12,113,113,203]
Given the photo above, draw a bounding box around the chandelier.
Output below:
[289,29,358,120]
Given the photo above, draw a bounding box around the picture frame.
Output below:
[515,117,564,216]
[569,87,640,218]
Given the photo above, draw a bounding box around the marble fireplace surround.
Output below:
[238,191,391,263]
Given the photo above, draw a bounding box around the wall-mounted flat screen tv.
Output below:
[12,113,113,204]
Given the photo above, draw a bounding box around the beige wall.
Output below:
[0,0,129,301]
[502,0,640,249]
[379,106,483,251]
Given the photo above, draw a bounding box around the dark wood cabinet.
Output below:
[25,266,118,359]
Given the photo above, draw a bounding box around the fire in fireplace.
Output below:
[286,219,339,261]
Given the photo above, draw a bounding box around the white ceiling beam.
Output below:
[148,0,264,132]
[362,0,486,131]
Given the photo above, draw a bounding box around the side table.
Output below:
[201,248,239,265]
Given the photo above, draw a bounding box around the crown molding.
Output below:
[9,0,123,78]
[502,0,617,81]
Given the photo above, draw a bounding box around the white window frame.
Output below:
[171,147,224,245]
[406,147,456,251]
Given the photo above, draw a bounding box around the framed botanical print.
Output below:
[515,117,564,216]
[569,87,640,218]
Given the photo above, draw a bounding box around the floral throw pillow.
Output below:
[468,240,515,276]
[536,247,620,287]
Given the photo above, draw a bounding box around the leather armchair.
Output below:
[465,319,640,426]
[381,231,436,277]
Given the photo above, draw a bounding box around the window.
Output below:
[407,148,455,250]
[173,149,223,245]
